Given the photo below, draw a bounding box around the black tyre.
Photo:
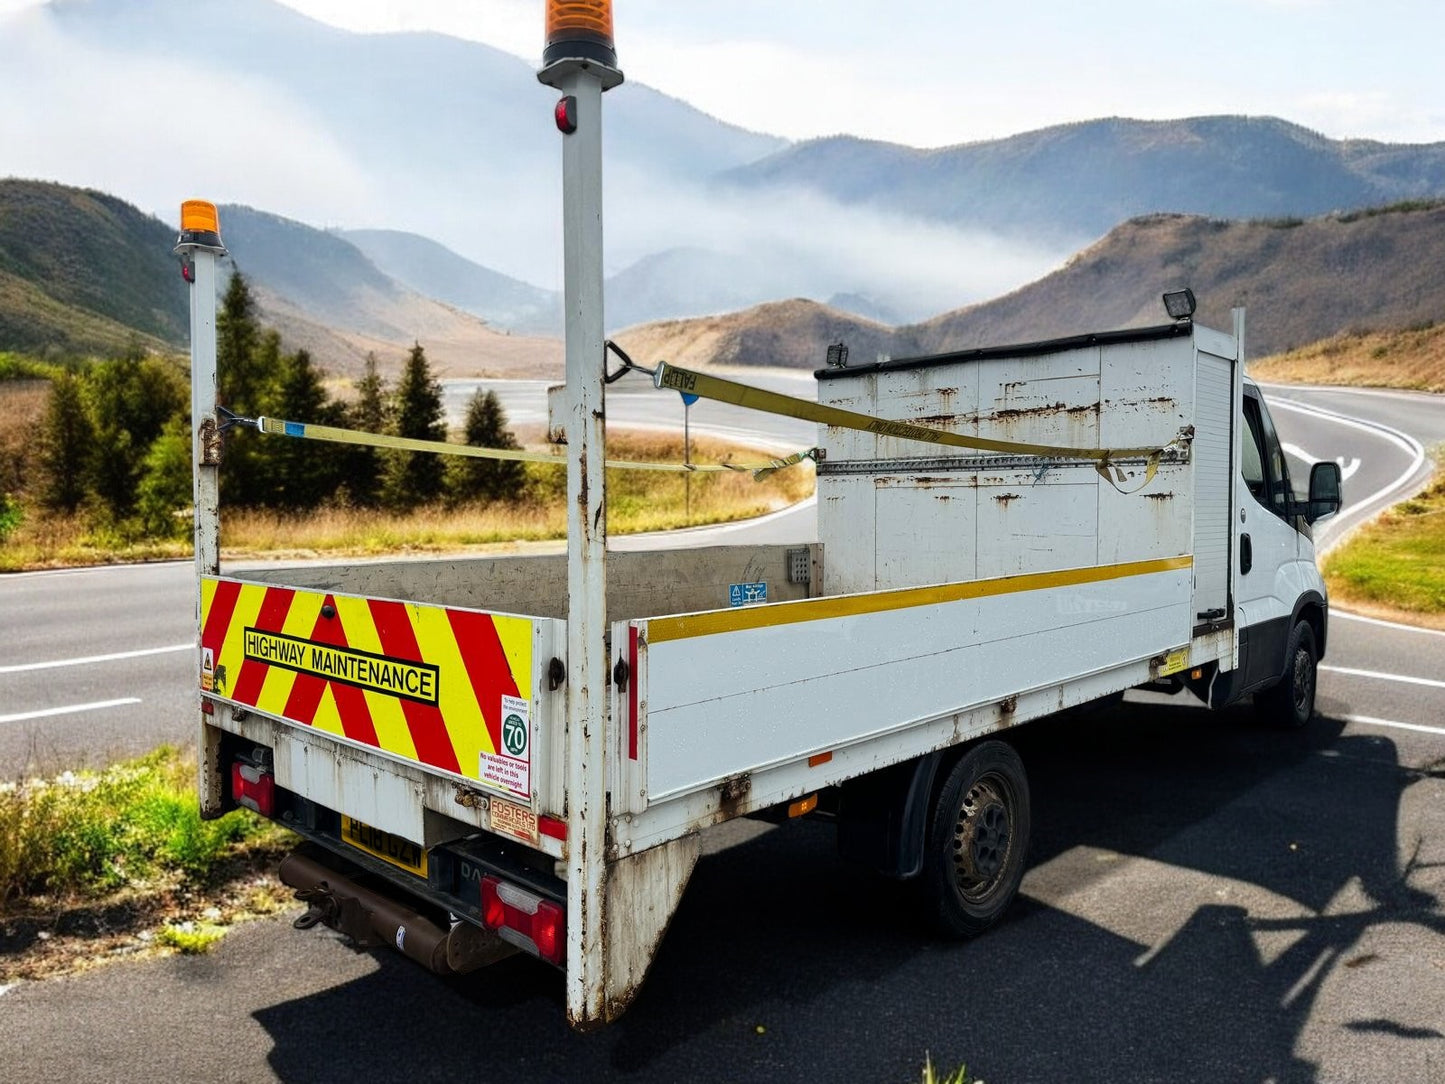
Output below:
[923,740,1031,938]
[1256,620,1318,729]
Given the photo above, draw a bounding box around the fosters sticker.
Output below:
[481,694,531,799]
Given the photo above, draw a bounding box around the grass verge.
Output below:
[0,747,295,981]
[920,1055,983,1084]
[0,431,814,570]
[222,431,813,558]
[1249,321,1445,392]
[1323,468,1445,630]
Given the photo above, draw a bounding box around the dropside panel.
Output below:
[636,559,1192,804]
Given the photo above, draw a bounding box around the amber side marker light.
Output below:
[788,794,819,819]
[544,0,616,67]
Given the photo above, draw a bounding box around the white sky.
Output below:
[1,0,1430,147]
[2,0,1442,146]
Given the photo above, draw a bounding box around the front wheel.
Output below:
[922,740,1031,938]
[1256,620,1318,728]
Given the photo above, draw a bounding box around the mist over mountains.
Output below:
[5,0,1445,365]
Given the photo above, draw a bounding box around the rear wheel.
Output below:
[923,740,1031,938]
[1256,620,1318,728]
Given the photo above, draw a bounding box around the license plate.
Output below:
[341,816,428,877]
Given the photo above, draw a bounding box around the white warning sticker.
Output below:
[481,694,531,799]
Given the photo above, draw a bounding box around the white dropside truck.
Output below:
[181,2,1341,1029]
[187,300,1341,1028]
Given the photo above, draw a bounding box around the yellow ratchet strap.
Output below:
[652,362,1186,494]
[252,417,816,479]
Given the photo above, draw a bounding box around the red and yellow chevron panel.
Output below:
[200,577,536,799]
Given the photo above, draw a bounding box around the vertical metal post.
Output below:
[176,203,226,816]
[684,400,692,521]
[561,66,608,1027]
[540,46,622,1024]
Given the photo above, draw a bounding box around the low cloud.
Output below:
[0,10,378,229]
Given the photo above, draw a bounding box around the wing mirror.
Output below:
[1305,461,1342,524]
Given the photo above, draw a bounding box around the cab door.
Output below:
[1234,385,1301,689]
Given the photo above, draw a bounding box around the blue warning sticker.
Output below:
[728,582,767,607]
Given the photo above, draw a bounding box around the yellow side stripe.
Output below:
[645,555,1194,643]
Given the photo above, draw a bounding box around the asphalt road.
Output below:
[0,382,1442,1082]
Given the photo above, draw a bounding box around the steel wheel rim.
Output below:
[950,773,1015,903]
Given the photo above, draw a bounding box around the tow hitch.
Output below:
[279,845,515,975]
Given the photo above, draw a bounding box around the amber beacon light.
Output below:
[176,199,224,251]
[544,0,616,68]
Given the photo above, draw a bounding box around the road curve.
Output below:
[0,383,1442,1081]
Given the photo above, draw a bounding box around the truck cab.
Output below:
[1223,375,1339,724]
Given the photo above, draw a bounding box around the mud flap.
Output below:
[597,832,701,1023]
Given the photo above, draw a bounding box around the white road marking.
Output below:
[1344,714,1445,738]
[1333,610,1445,639]
[1,560,189,580]
[1268,397,1426,516]
[1321,665,1445,691]
[0,643,192,674]
[1283,440,1358,484]
[0,698,141,724]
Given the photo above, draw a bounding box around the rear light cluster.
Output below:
[481,875,565,965]
[231,761,275,817]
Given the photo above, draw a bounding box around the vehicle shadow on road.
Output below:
[255,699,1443,1083]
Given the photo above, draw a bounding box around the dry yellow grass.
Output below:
[223,431,813,557]
[0,431,814,569]
[0,379,47,496]
[1248,322,1445,392]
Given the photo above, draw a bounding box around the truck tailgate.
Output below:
[200,576,558,805]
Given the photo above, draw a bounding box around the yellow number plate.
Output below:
[1158,648,1190,677]
[341,816,428,877]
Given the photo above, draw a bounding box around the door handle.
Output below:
[1240,533,1252,575]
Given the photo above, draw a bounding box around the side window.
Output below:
[1241,405,1267,502]
[1242,393,1292,520]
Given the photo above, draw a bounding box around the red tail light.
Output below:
[231,761,275,817]
[480,875,565,965]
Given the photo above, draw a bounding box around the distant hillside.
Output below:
[725,116,1445,245]
[614,202,1445,370]
[21,0,785,292]
[916,202,1445,357]
[219,206,560,379]
[0,179,184,355]
[612,299,906,373]
[1251,322,1445,394]
[342,229,560,336]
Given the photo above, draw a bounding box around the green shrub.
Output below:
[0,491,20,542]
[0,747,283,909]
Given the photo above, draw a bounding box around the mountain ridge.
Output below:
[615,202,1445,369]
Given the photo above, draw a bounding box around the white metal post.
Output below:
[540,48,622,1024]
[176,205,226,816]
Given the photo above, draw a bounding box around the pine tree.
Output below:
[84,353,187,518]
[135,417,193,538]
[223,328,285,507]
[217,270,262,410]
[37,370,96,512]
[342,352,389,507]
[451,388,524,504]
[270,349,343,509]
[383,343,447,508]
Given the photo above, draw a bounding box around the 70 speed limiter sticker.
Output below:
[484,694,531,798]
